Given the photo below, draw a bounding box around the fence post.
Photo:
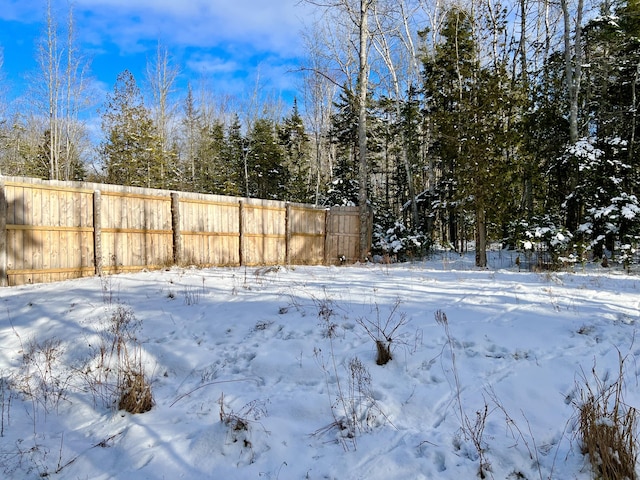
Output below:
[171,192,181,265]
[239,200,245,266]
[285,203,291,265]
[93,190,103,277]
[0,181,7,286]
[323,208,331,265]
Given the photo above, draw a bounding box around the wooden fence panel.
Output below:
[289,205,326,265]
[0,176,368,286]
[3,180,95,285]
[241,199,286,265]
[179,195,240,266]
[100,189,173,273]
[325,206,362,264]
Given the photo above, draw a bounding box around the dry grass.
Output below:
[81,305,154,414]
[576,353,638,480]
[357,298,409,365]
[118,368,153,414]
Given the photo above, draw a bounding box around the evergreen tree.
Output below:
[278,99,312,202]
[179,84,201,191]
[100,70,166,188]
[224,114,246,197]
[198,120,239,196]
[247,118,287,199]
[422,7,478,251]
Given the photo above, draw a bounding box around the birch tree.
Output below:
[371,0,423,227]
[146,43,180,188]
[304,0,375,260]
[560,0,584,231]
[34,0,89,180]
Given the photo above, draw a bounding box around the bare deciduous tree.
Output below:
[304,0,375,260]
[371,0,422,227]
[31,0,91,181]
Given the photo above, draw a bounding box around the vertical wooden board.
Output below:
[32,187,43,230]
[119,195,128,230]
[80,231,91,268]
[49,189,59,227]
[143,199,152,231]
[59,190,68,227]
[58,229,66,271]
[197,201,204,231]
[204,235,211,265]
[76,192,84,227]
[185,201,194,232]
[154,198,162,230]
[74,230,83,268]
[80,192,88,228]
[134,230,143,266]
[113,228,123,269]
[102,231,113,268]
[7,186,17,225]
[120,228,129,268]
[181,233,191,263]
[4,186,14,225]
[70,191,80,227]
[52,230,62,271]
[23,187,35,226]
[10,229,21,271]
[190,202,199,233]
[213,203,221,233]
[149,231,156,265]
[25,189,40,269]
[78,191,87,227]
[153,198,161,232]
[5,227,14,272]
[178,200,186,233]
[146,231,154,265]
[41,188,51,226]
[159,232,170,265]
[144,198,152,231]
[220,235,228,265]
[207,203,215,232]
[220,236,228,265]
[107,194,118,230]
[14,186,25,225]
[185,200,192,233]
[232,236,239,265]
[41,228,50,272]
[31,229,43,271]
[206,235,213,265]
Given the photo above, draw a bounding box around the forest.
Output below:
[0,0,638,268]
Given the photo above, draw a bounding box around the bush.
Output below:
[575,353,638,480]
[372,219,431,261]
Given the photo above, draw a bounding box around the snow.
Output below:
[1,252,640,479]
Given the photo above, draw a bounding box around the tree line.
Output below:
[0,0,638,268]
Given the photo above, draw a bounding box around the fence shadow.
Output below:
[2,195,43,285]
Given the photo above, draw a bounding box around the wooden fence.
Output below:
[0,176,369,286]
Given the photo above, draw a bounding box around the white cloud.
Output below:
[186,55,242,75]
[74,0,312,56]
[0,0,43,22]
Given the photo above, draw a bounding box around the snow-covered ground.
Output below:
[1,251,639,479]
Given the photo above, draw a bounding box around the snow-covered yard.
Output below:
[1,252,639,479]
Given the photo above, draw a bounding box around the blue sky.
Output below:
[0,0,314,117]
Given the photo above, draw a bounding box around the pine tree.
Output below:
[100,70,166,188]
[422,7,477,251]
[278,99,312,203]
[247,118,287,200]
[224,114,246,197]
